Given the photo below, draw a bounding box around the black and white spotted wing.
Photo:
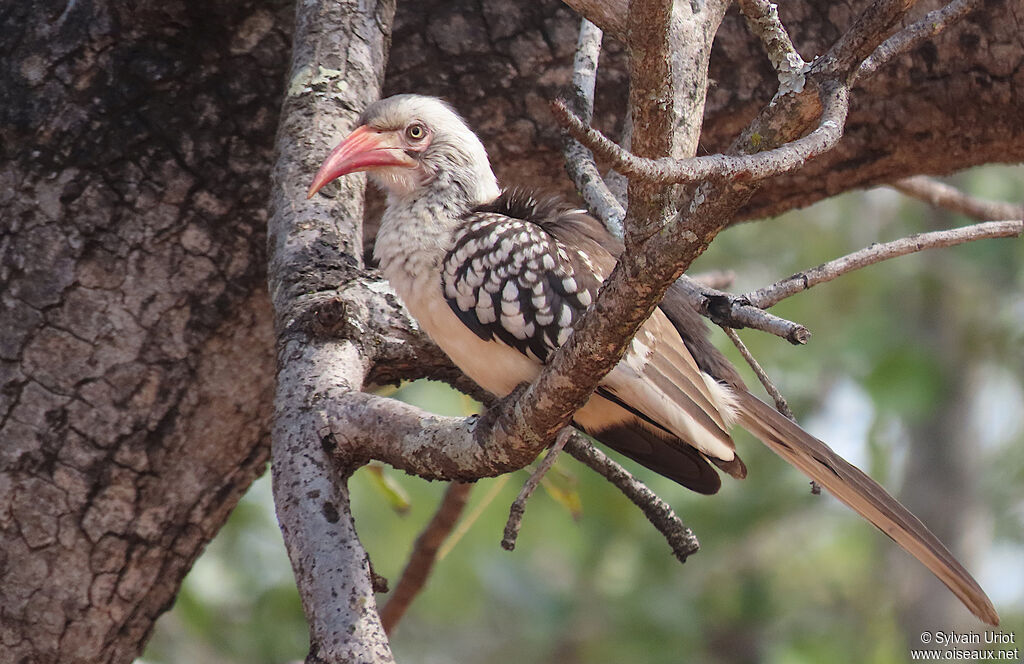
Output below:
[441,195,606,363]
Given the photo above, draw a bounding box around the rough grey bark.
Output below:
[0,1,289,662]
[266,0,398,660]
[2,0,1021,662]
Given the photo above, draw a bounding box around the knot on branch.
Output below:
[311,296,353,338]
[703,293,747,328]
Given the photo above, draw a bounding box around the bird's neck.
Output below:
[374,190,470,293]
[374,164,499,280]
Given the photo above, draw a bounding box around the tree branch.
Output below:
[482,0,732,486]
[500,0,929,476]
[892,176,1024,222]
[515,0,938,454]
[379,482,473,635]
[502,428,573,551]
[856,0,984,82]
[672,276,812,345]
[737,0,810,96]
[565,435,700,562]
[562,18,626,237]
[743,220,1024,309]
[552,80,850,185]
[267,0,398,661]
[814,0,925,80]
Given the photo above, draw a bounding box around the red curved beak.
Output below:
[307,125,416,198]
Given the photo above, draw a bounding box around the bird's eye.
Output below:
[405,123,426,141]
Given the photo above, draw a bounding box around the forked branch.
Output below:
[552,80,850,186]
[856,0,984,81]
[502,428,574,551]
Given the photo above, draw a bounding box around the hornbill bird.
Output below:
[307,94,998,625]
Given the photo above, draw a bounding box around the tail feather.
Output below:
[733,389,999,626]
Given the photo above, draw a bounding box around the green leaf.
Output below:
[365,463,412,515]
[540,463,583,521]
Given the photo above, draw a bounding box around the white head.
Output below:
[308,94,500,210]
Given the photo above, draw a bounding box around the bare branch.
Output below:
[562,18,626,237]
[672,276,811,345]
[744,220,1024,309]
[813,0,924,80]
[528,0,929,439]
[502,428,574,551]
[722,327,795,419]
[857,0,983,82]
[892,176,1024,222]
[565,435,700,562]
[272,343,395,663]
[552,80,850,185]
[737,0,810,96]
[380,482,473,635]
[324,389,549,482]
[267,0,401,659]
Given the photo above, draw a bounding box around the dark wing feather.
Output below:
[587,388,723,494]
[442,192,604,362]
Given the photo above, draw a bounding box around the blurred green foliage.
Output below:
[141,167,1022,664]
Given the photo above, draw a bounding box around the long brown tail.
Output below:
[733,389,998,625]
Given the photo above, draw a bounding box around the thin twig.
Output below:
[892,176,1024,222]
[562,17,626,237]
[501,428,573,551]
[856,0,983,82]
[552,80,849,185]
[737,0,810,97]
[673,276,811,345]
[565,434,700,562]
[722,327,794,419]
[814,0,925,80]
[379,482,473,635]
[744,220,1024,309]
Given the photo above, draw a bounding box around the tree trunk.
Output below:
[0,1,290,661]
